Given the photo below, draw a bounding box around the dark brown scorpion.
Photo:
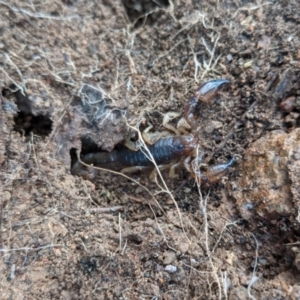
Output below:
[72,79,234,184]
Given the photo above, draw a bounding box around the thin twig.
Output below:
[87,206,123,213]
[247,234,259,300]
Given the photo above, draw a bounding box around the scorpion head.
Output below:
[172,135,198,156]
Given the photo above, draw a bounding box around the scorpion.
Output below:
[72,79,234,184]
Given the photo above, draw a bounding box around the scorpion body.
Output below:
[72,79,233,183]
[72,135,196,171]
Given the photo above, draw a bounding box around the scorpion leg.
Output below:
[168,161,182,178]
[148,160,182,181]
[121,165,150,174]
[124,125,156,151]
[125,122,170,151]
[177,117,191,134]
[124,139,140,151]
[162,112,181,135]
[149,163,173,181]
[142,113,182,146]
[142,123,170,145]
[184,79,230,130]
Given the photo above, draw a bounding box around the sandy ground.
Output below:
[1,0,300,299]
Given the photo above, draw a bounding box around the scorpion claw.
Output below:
[190,156,234,184]
[184,79,230,130]
[204,157,235,184]
[195,79,230,103]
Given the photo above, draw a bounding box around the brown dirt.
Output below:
[1,0,300,299]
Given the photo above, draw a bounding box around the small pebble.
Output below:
[211,120,223,129]
[163,252,176,264]
[280,96,295,112]
[227,54,233,62]
[144,218,155,227]
[178,242,189,254]
[165,265,177,273]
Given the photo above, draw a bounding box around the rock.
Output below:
[232,129,300,221]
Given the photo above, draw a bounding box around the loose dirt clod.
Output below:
[233,129,300,222]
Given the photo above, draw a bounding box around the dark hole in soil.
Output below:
[122,0,170,27]
[79,257,97,275]
[70,147,79,168]
[70,136,104,170]
[80,136,103,154]
[2,87,53,137]
[13,111,52,136]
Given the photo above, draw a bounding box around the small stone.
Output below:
[163,252,176,265]
[135,186,144,194]
[227,54,233,62]
[165,265,177,273]
[204,125,214,134]
[229,286,248,300]
[226,251,235,265]
[157,277,164,285]
[178,242,189,254]
[239,275,248,286]
[144,218,155,227]
[190,258,199,267]
[280,96,296,112]
[289,285,300,300]
[211,120,223,129]
[212,121,223,129]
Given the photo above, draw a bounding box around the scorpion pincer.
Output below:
[72,79,234,184]
[184,79,230,131]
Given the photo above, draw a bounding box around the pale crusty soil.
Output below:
[1,0,300,299]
